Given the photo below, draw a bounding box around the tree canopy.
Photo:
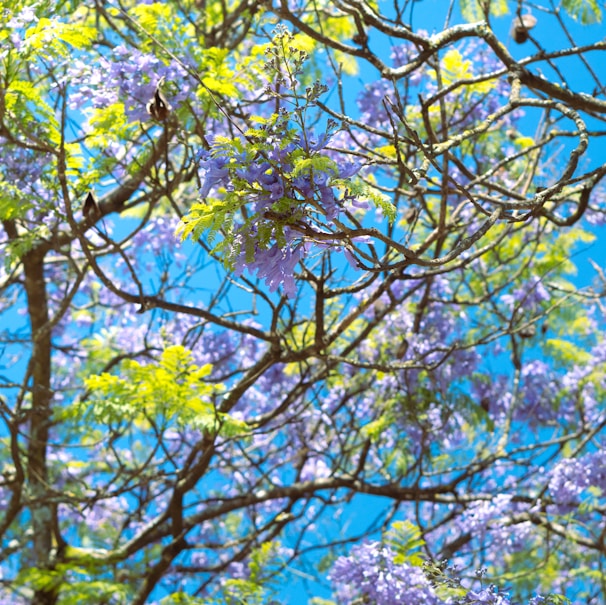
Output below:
[2,0,606,603]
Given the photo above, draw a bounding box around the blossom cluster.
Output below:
[65,44,193,122]
[549,449,606,512]
[188,131,362,296]
[329,542,442,605]
[326,539,561,605]
[456,495,532,552]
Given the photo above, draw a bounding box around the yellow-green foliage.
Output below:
[5,79,60,144]
[385,520,426,566]
[460,0,509,21]
[86,103,134,148]
[130,2,172,34]
[0,183,33,221]
[175,198,234,247]
[545,338,593,366]
[4,224,51,270]
[200,48,242,99]
[437,48,497,95]
[83,345,246,435]
[25,17,96,55]
[335,178,396,223]
[219,541,283,605]
[16,564,132,605]
[562,0,602,23]
[160,593,207,605]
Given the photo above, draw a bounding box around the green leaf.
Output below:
[82,345,246,436]
[86,102,133,150]
[57,578,132,605]
[160,593,207,605]
[545,338,593,365]
[176,198,234,243]
[5,79,61,144]
[335,178,397,223]
[16,566,63,591]
[5,224,52,270]
[202,75,240,98]
[291,155,338,179]
[362,415,391,440]
[130,3,173,33]
[64,142,85,172]
[0,182,33,221]
[562,0,602,23]
[25,17,96,54]
[384,520,426,566]
[459,0,508,21]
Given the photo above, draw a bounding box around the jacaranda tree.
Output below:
[2,0,606,603]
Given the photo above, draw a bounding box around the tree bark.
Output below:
[23,249,56,605]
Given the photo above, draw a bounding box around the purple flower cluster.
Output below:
[527,596,563,605]
[456,495,532,553]
[514,361,562,427]
[474,337,606,430]
[584,181,606,225]
[329,542,442,605]
[0,140,54,209]
[234,239,303,298]
[199,132,359,216]
[355,32,430,126]
[464,587,511,604]
[5,4,38,51]
[548,449,606,512]
[66,44,192,122]
[500,275,551,315]
[327,541,565,605]
[357,79,394,124]
[560,339,606,426]
[195,132,361,297]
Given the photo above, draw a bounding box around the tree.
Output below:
[1,0,606,603]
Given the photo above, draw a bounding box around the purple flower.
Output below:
[337,160,361,179]
[500,275,550,313]
[329,542,442,605]
[549,449,606,511]
[465,587,511,604]
[235,242,303,298]
[300,131,331,152]
[357,80,393,123]
[198,154,231,198]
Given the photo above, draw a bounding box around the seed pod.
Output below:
[146,78,172,121]
[396,338,409,359]
[518,323,536,339]
[511,13,537,44]
[403,206,418,224]
[82,191,100,219]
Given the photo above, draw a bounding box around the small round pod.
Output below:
[511,13,537,44]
